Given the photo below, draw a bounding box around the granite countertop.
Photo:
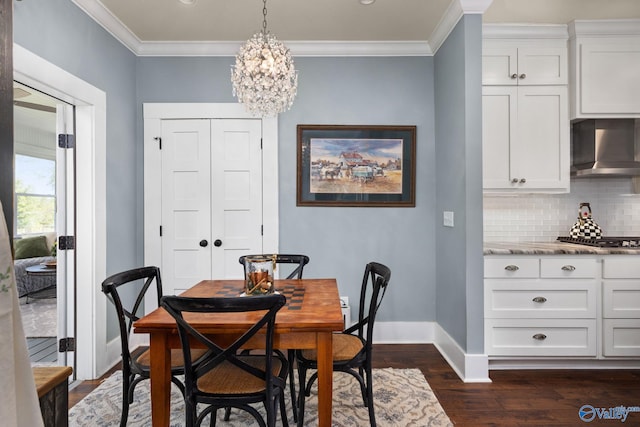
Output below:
[484,241,640,255]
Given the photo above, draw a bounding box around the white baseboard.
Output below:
[373,321,491,383]
[372,321,435,343]
[432,323,491,383]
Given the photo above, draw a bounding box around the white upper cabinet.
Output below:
[483,85,570,192]
[483,45,568,86]
[482,25,570,193]
[569,20,640,119]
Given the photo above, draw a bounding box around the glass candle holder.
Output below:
[244,255,275,295]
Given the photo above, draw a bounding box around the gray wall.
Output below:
[280,57,436,322]
[14,0,484,352]
[137,56,437,323]
[434,15,484,353]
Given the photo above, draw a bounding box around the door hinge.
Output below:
[59,337,76,352]
[261,225,263,236]
[160,225,163,237]
[260,138,263,149]
[154,136,162,149]
[58,235,75,250]
[58,134,75,149]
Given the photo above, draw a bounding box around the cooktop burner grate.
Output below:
[557,236,640,248]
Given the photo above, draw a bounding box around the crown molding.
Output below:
[429,0,493,53]
[568,19,640,38]
[483,24,569,40]
[136,40,433,57]
[72,0,142,54]
[72,0,489,57]
[460,0,494,14]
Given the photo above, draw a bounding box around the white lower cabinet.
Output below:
[485,256,598,357]
[602,257,640,357]
[485,255,640,360]
[485,319,597,356]
[603,319,640,357]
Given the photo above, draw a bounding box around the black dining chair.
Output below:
[238,254,309,421]
[161,293,290,427]
[295,261,391,427]
[101,266,204,427]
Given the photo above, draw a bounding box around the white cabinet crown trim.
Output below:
[483,24,569,40]
[569,19,640,38]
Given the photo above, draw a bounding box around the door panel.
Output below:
[160,118,263,292]
[514,86,567,187]
[161,120,211,294]
[211,119,263,279]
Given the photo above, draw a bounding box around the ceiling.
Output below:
[72,0,640,56]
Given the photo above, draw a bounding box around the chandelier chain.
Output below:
[262,0,268,34]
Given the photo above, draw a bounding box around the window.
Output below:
[14,154,56,235]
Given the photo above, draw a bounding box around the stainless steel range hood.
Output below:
[571,119,640,177]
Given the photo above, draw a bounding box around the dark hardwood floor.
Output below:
[69,344,640,426]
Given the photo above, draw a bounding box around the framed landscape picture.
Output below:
[296,125,416,207]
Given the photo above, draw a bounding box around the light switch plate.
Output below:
[443,211,454,227]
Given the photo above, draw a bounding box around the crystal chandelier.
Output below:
[231,0,298,117]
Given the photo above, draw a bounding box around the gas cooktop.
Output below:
[557,236,640,248]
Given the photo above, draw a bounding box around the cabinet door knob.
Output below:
[199,239,208,247]
[519,73,526,79]
[532,296,547,303]
[561,265,576,271]
[504,265,519,272]
[532,333,547,340]
[510,73,518,79]
[213,239,223,247]
[519,178,526,184]
[511,178,519,183]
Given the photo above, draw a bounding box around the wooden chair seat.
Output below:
[198,356,283,395]
[136,348,207,368]
[300,333,364,362]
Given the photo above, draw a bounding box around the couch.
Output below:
[13,234,56,299]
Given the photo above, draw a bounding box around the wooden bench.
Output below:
[33,366,73,427]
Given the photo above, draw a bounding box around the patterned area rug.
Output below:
[19,298,57,337]
[69,368,452,426]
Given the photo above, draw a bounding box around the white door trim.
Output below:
[14,44,107,380]
[143,103,279,305]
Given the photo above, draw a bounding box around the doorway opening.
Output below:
[13,81,75,369]
[14,44,107,380]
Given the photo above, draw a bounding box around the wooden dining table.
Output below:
[133,278,344,427]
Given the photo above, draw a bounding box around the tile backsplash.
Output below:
[483,178,640,242]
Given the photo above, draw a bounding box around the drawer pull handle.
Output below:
[532,296,547,303]
[561,265,576,271]
[532,333,547,341]
[504,265,519,272]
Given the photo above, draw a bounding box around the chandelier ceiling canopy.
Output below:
[231,0,298,117]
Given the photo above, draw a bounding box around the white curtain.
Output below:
[0,201,44,426]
